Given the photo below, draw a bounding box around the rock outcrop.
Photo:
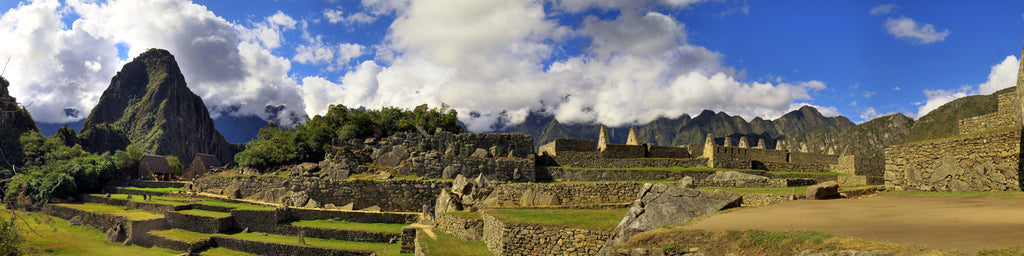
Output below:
[435,174,493,213]
[80,49,237,166]
[806,181,840,199]
[600,183,741,252]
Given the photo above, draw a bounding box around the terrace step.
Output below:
[149,228,214,253]
[210,231,400,256]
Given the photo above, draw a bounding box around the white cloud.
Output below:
[850,101,857,106]
[978,55,1019,95]
[65,0,306,126]
[554,0,705,13]
[893,86,901,91]
[292,33,365,70]
[324,8,345,24]
[884,16,950,44]
[862,91,876,98]
[869,4,897,16]
[916,86,971,118]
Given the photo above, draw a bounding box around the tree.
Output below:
[166,155,184,177]
[77,123,129,154]
[53,125,77,147]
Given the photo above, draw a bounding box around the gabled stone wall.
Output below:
[539,139,596,157]
[406,155,534,182]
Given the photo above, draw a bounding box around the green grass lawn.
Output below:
[195,247,259,256]
[177,209,232,218]
[149,228,211,243]
[56,203,163,221]
[1,208,180,255]
[197,199,275,211]
[119,186,183,193]
[444,211,482,220]
[482,207,629,232]
[94,194,192,206]
[419,231,491,256]
[216,232,409,256]
[286,219,406,234]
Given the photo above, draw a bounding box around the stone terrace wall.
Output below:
[831,155,884,177]
[378,132,534,159]
[550,152,707,169]
[756,161,832,173]
[435,214,483,241]
[746,148,788,163]
[645,145,690,158]
[541,167,764,182]
[288,208,419,224]
[124,180,186,188]
[600,144,646,158]
[196,176,449,212]
[482,212,608,256]
[406,156,534,182]
[165,211,235,234]
[539,139,596,156]
[790,152,840,165]
[959,111,1016,135]
[212,236,373,256]
[885,129,1021,192]
[708,146,752,169]
[486,182,642,207]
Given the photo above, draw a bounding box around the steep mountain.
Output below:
[904,86,1011,143]
[511,105,856,149]
[81,49,236,166]
[782,113,914,157]
[0,76,38,169]
[37,120,85,137]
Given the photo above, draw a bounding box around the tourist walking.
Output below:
[422,203,430,219]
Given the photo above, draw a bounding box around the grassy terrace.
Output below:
[178,209,233,218]
[150,228,211,243]
[56,203,163,221]
[215,232,409,256]
[286,219,406,234]
[482,207,629,232]
[444,211,482,220]
[419,232,492,256]
[197,247,258,256]
[119,186,183,193]
[197,199,275,211]
[92,193,193,206]
[2,208,180,255]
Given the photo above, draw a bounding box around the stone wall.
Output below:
[482,212,609,256]
[124,180,186,188]
[885,128,1021,192]
[739,194,799,207]
[378,132,534,159]
[165,211,235,234]
[41,204,167,247]
[746,148,788,163]
[549,152,707,169]
[539,139,596,156]
[790,152,840,165]
[486,182,642,207]
[838,175,867,187]
[831,155,884,177]
[755,161,833,173]
[288,208,419,224]
[708,146,752,169]
[405,156,534,182]
[196,176,449,212]
[645,145,690,158]
[149,233,213,253]
[600,144,646,158]
[84,195,190,213]
[435,214,484,241]
[959,111,1016,135]
[212,236,373,256]
[542,167,776,182]
[696,179,786,188]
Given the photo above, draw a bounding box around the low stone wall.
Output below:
[401,227,415,253]
[149,232,213,253]
[790,152,840,165]
[107,187,169,197]
[212,236,373,256]
[434,214,484,241]
[41,204,167,246]
[270,224,399,243]
[645,145,690,158]
[486,182,643,207]
[885,129,1021,192]
[838,175,867,187]
[377,132,534,159]
[756,161,832,173]
[740,194,799,207]
[769,173,837,183]
[231,209,288,234]
[746,148,788,163]
[288,208,419,224]
[482,212,609,256]
[84,195,190,213]
[190,204,234,213]
[539,139,596,156]
[600,144,646,158]
[125,180,186,188]
[406,156,534,182]
[697,179,786,188]
[959,112,1015,135]
[542,167,766,182]
[166,211,236,234]
[196,176,449,212]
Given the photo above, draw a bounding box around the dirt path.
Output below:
[409,222,437,239]
[683,193,1024,254]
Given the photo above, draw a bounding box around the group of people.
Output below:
[422,203,436,222]
[105,193,153,201]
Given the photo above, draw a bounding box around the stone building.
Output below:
[184,153,221,180]
[139,154,172,180]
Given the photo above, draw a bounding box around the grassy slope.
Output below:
[56,203,163,221]
[286,219,406,234]
[905,86,1011,143]
[2,208,179,255]
[419,232,492,256]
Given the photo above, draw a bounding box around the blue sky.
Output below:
[1,0,1022,132]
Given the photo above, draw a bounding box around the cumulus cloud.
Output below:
[323,7,377,25]
[862,91,876,98]
[554,0,705,12]
[978,55,1019,95]
[916,86,970,118]
[869,4,897,16]
[0,0,310,126]
[884,16,950,44]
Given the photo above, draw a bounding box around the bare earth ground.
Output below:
[683,193,1024,254]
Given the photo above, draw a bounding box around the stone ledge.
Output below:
[211,236,375,256]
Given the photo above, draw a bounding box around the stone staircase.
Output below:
[41,182,418,255]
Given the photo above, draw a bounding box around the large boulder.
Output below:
[679,176,695,189]
[470,148,490,158]
[806,181,841,200]
[442,164,461,179]
[375,145,409,167]
[105,222,127,243]
[600,183,741,252]
[519,189,560,207]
